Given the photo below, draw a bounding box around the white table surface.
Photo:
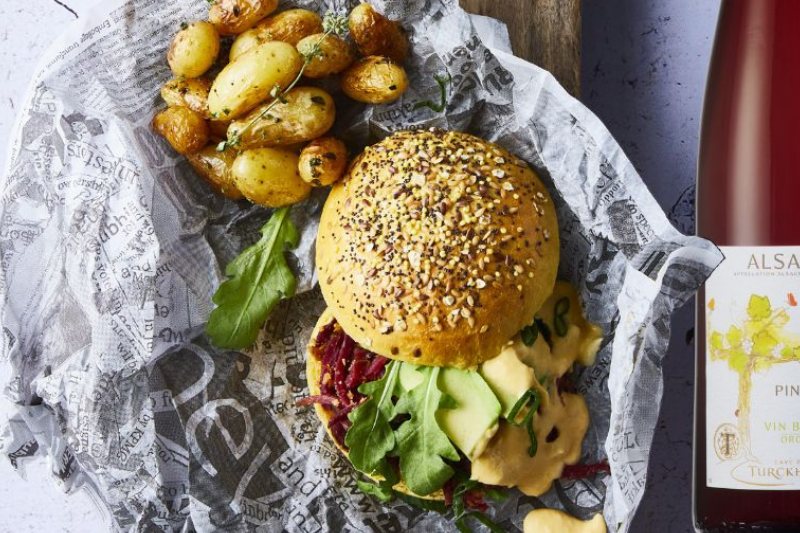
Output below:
[0,4,107,531]
[0,1,719,532]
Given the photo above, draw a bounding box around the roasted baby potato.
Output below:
[208,119,232,141]
[229,30,262,62]
[298,137,348,187]
[230,9,323,60]
[152,107,209,155]
[186,145,243,199]
[282,142,309,154]
[232,148,311,206]
[209,0,278,36]
[207,41,303,119]
[348,3,409,63]
[341,56,409,104]
[296,34,356,78]
[228,87,335,149]
[160,77,212,118]
[167,21,220,77]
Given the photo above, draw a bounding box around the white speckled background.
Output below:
[0,0,720,531]
[1,5,109,532]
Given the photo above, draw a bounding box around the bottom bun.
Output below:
[306,308,445,501]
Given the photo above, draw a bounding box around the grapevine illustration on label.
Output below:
[708,294,800,470]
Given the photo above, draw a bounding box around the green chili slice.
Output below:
[553,297,570,337]
[507,388,542,457]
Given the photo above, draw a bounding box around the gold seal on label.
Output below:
[714,423,741,461]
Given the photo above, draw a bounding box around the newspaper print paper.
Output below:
[0,0,722,532]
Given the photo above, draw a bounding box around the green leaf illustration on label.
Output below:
[708,294,800,461]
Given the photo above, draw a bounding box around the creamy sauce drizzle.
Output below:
[471,282,602,496]
[523,509,607,533]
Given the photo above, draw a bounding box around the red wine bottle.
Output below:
[695,0,800,531]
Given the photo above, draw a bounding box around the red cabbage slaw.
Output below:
[298,319,389,448]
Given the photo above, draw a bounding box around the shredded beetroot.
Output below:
[296,395,339,408]
[329,403,358,424]
[442,480,454,506]
[364,356,389,380]
[344,347,367,390]
[315,320,336,347]
[329,419,349,447]
[320,331,342,376]
[561,460,611,480]
[333,336,351,402]
[464,490,488,513]
[299,319,389,449]
[442,477,490,511]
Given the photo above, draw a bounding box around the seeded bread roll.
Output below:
[316,130,559,368]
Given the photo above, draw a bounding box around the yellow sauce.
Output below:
[471,282,601,497]
[535,281,604,368]
[471,425,500,461]
[523,509,607,533]
[470,391,588,496]
[480,344,543,417]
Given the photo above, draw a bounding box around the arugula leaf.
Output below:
[451,478,506,533]
[346,361,511,528]
[360,479,450,513]
[396,493,449,513]
[456,512,506,533]
[206,207,298,349]
[346,361,402,477]
[357,478,394,503]
[452,479,479,518]
[482,487,509,502]
[393,366,460,496]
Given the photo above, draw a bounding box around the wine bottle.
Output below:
[695,0,800,531]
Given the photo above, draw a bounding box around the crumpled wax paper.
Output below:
[0,0,721,531]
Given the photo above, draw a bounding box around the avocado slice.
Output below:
[480,344,542,418]
[399,360,424,392]
[435,368,501,460]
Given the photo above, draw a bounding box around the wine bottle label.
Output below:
[706,246,800,490]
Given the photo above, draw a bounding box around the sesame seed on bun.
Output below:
[315,129,559,368]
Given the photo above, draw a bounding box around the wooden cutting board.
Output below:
[460,0,581,97]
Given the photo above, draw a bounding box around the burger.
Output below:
[299,130,604,514]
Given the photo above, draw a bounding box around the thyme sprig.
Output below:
[216,12,348,152]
